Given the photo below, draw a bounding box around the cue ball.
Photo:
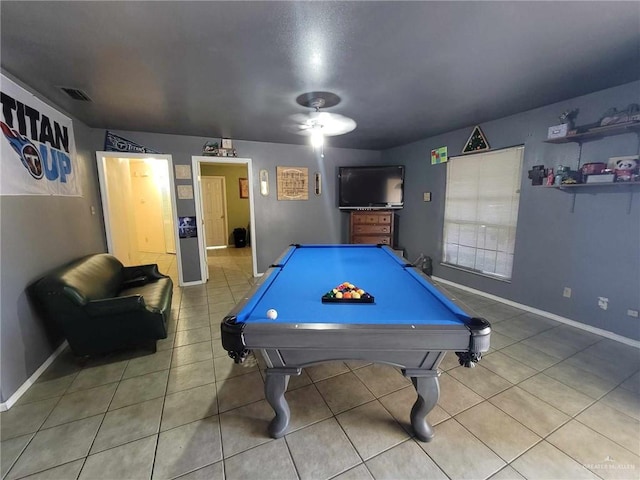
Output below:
[266,309,278,320]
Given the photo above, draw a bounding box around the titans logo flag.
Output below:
[1,74,81,196]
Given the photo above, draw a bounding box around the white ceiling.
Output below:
[1,1,638,150]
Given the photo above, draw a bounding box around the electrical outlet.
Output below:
[563,287,571,298]
[90,206,96,215]
[423,192,432,202]
[598,297,609,310]
[627,309,639,318]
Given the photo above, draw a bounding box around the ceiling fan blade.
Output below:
[285,112,357,136]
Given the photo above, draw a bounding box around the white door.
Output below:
[202,176,228,247]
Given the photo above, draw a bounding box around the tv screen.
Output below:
[338,165,405,210]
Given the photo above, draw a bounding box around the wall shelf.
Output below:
[542,181,640,190]
[542,119,639,214]
[544,121,640,144]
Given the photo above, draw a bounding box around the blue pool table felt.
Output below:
[236,245,469,326]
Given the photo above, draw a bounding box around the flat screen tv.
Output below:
[338,165,405,210]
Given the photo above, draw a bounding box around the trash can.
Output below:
[233,228,247,248]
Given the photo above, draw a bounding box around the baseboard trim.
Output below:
[0,341,69,412]
[432,276,640,349]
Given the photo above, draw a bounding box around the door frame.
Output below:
[192,156,258,280]
[96,151,184,285]
[201,175,229,248]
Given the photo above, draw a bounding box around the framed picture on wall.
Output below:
[239,178,249,198]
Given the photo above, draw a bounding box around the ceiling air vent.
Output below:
[59,87,92,102]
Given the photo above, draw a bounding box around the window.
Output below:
[442,146,524,281]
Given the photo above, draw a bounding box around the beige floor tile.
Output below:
[66,360,128,393]
[500,341,561,371]
[153,417,222,480]
[305,361,350,382]
[285,384,333,433]
[6,415,102,480]
[419,418,505,480]
[576,401,640,455]
[216,371,265,413]
[1,434,33,478]
[15,375,74,406]
[213,354,258,380]
[91,397,163,454]
[109,370,169,410]
[174,461,224,480]
[332,464,374,480]
[448,364,512,399]
[315,371,375,414]
[479,351,538,384]
[366,440,447,480]
[518,373,595,416]
[174,326,212,347]
[161,383,218,431]
[489,386,570,437]
[224,438,297,480]
[352,364,412,397]
[0,398,58,441]
[455,402,541,463]
[167,359,216,394]
[620,371,640,394]
[286,418,360,480]
[565,351,639,384]
[438,373,483,416]
[42,382,117,428]
[79,435,156,480]
[172,341,213,367]
[219,400,274,458]
[487,465,526,480]
[547,420,640,480]
[337,400,409,460]
[511,441,601,480]
[601,386,640,420]
[19,459,84,480]
[122,349,172,379]
[544,361,619,399]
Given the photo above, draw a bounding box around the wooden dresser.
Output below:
[349,211,395,247]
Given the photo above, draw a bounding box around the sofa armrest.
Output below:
[85,295,147,317]
[122,264,166,284]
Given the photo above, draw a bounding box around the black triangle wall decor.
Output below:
[462,126,490,154]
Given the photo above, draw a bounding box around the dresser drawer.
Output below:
[353,225,391,234]
[364,214,391,224]
[352,235,391,245]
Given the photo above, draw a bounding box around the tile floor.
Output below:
[1,248,639,480]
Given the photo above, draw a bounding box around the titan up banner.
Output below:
[0,74,81,196]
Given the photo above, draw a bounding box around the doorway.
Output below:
[201,176,229,248]
[96,152,183,284]
[192,156,258,281]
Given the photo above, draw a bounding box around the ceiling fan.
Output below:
[286,91,357,156]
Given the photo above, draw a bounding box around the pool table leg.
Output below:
[404,369,440,442]
[264,367,301,438]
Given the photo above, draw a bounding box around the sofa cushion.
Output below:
[118,277,173,313]
[58,253,124,303]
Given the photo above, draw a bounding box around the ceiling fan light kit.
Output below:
[288,91,357,157]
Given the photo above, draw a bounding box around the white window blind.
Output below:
[442,146,524,280]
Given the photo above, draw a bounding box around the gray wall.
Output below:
[2,75,637,404]
[383,80,640,340]
[0,72,107,403]
[107,130,382,274]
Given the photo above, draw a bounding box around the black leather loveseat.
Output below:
[31,253,173,356]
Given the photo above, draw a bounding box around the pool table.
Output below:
[221,244,490,442]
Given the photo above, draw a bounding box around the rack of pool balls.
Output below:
[322,282,374,303]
